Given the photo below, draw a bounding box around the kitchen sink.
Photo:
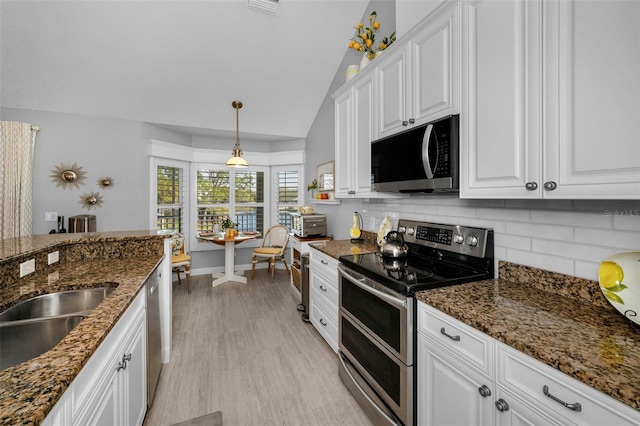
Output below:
[0,287,115,370]
[0,287,114,322]
[0,315,85,370]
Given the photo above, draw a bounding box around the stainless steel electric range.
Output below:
[337,219,494,426]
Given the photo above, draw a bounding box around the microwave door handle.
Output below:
[422,124,435,179]
[339,267,407,309]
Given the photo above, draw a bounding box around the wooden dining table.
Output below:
[198,232,260,287]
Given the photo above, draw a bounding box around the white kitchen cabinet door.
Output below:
[418,333,494,426]
[494,386,568,426]
[352,73,377,195]
[410,1,460,125]
[460,0,543,198]
[378,1,460,140]
[542,0,640,198]
[123,312,147,426]
[334,89,352,198]
[377,43,411,139]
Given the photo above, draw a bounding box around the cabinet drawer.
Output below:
[417,302,493,378]
[310,269,338,310]
[309,248,339,280]
[497,343,640,426]
[310,294,338,353]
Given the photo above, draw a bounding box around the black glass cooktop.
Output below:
[339,251,490,296]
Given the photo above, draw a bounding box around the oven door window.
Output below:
[341,277,401,353]
[342,316,402,405]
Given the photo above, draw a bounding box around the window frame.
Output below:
[150,157,190,245]
[272,164,304,231]
[191,163,270,252]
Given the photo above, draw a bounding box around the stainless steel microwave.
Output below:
[371,115,459,193]
[288,213,327,238]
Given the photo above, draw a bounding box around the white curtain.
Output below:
[0,121,39,239]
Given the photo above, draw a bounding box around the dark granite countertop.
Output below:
[416,262,640,412]
[0,231,165,425]
[308,230,380,260]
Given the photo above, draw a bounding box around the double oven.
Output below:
[338,220,494,426]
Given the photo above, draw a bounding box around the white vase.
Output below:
[359,53,372,70]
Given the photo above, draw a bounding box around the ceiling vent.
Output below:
[248,0,279,15]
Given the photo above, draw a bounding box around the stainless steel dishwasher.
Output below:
[146,266,162,407]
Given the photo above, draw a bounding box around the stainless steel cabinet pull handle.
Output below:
[495,399,510,412]
[543,181,557,190]
[321,260,328,265]
[402,120,409,126]
[525,182,538,190]
[123,353,132,362]
[478,385,491,398]
[409,118,415,124]
[319,285,327,292]
[319,318,327,327]
[543,385,582,412]
[117,361,127,372]
[348,190,356,194]
[440,327,460,341]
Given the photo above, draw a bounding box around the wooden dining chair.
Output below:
[171,232,192,293]
[251,225,290,282]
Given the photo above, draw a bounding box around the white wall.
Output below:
[1,107,156,235]
[362,197,640,281]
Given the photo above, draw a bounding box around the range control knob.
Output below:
[454,234,465,244]
[398,226,406,234]
[469,235,479,247]
[406,227,415,236]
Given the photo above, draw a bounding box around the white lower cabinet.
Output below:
[417,301,640,426]
[43,290,147,426]
[309,248,339,352]
[418,333,494,426]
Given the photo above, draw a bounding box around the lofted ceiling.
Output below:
[0,0,370,142]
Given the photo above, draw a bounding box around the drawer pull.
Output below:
[478,385,491,398]
[319,285,327,292]
[319,318,327,327]
[440,327,460,341]
[321,260,329,265]
[495,399,510,412]
[543,385,582,412]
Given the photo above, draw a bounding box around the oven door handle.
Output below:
[340,267,407,309]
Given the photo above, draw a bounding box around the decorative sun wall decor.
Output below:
[50,162,87,189]
[79,191,104,210]
[98,176,115,189]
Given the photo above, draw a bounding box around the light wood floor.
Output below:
[143,271,373,426]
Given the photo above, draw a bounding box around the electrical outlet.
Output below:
[45,212,58,222]
[19,259,35,277]
[48,251,59,265]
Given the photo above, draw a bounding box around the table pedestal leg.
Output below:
[212,240,247,287]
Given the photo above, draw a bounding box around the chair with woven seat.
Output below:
[171,232,192,293]
[251,225,290,282]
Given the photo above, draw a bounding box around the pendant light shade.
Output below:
[226,100,248,168]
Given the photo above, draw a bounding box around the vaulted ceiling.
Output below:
[1,0,370,142]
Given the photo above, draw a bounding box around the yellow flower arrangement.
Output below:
[348,11,396,60]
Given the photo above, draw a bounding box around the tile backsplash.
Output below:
[362,196,640,281]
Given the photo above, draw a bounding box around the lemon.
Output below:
[598,261,624,289]
[350,227,361,239]
[366,39,373,48]
[373,22,380,30]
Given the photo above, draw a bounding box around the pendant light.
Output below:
[226,100,249,168]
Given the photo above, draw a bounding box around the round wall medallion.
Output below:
[50,162,87,189]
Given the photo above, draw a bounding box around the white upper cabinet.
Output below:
[377,1,461,139]
[543,0,640,198]
[461,0,640,199]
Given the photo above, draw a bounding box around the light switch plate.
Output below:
[45,212,58,222]
[20,259,35,277]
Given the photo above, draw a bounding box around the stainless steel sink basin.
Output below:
[0,287,115,370]
[0,287,114,322]
[0,316,85,370]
